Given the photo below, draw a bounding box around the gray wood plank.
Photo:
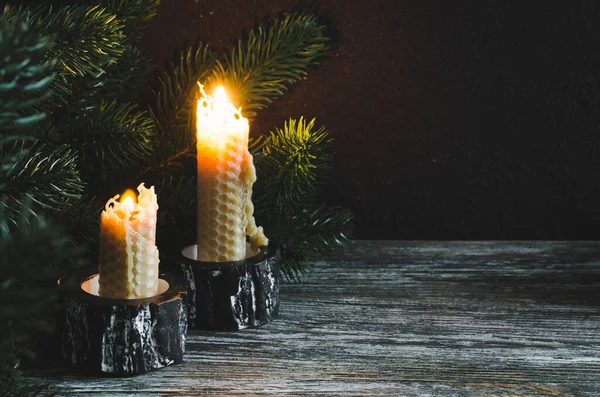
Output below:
[34,241,600,396]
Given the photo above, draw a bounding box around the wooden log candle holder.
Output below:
[164,243,281,331]
[57,271,187,376]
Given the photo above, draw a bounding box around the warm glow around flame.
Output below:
[120,189,137,213]
[121,189,137,203]
[212,85,230,122]
[213,86,228,107]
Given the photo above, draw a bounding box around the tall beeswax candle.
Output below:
[196,84,267,262]
[98,183,159,299]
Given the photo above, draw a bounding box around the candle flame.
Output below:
[213,85,230,120]
[122,196,134,210]
[214,85,228,106]
[121,189,137,203]
[120,189,137,213]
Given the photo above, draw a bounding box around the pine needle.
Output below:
[0,140,83,227]
[56,100,156,174]
[100,0,160,42]
[0,9,54,131]
[209,11,329,117]
[252,118,353,280]
[150,41,218,160]
[0,204,81,397]
[254,117,332,215]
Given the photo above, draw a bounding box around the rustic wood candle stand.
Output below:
[164,243,281,330]
[57,271,187,376]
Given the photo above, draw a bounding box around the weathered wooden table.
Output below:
[41,241,600,396]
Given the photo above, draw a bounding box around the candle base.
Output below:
[164,243,281,330]
[57,271,187,376]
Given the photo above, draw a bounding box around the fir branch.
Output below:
[248,135,266,155]
[65,44,153,106]
[0,8,54,131]
[56,100,156,174]
[150,41,217,159]
[0,348,51,397]
[209,11,329,117]
[0,203,83,335]
[100,0,160,42]
[40,4,125,78]
[0,136,31,172]
[4,3,127,112]
[252,118,353,280]
[56,195,103,249]
[269,204,353,281]
[276,244,313,283]
[0,204,80,397]
[155,176,196,247]
[290,204,354,253]
[139,148,197,180]
[0,140,83,227]
[254,117,332,215]
[97,44,153,101]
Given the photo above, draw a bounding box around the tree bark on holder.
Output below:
[164,243,281,331]
[57,271,187,376]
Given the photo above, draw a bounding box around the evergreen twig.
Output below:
[140,149,197,180]
[254,117,332,215]
[100,0,160,42]
[0,204,80,397]
[155,176,196,247]
[66,44,153,105]
[56,196,103,249]
[0,8,54,131]
[253,118,353,280]
[3,3,127,113]
[0,140,83,227]
[55,101,156,174]
[150,41,217,160]
[209,11,329,117]
[270,205,354,282]
[40,4,125,78]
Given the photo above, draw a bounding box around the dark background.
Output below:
[52,1,600,239]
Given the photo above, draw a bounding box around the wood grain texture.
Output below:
[35,241,600,396]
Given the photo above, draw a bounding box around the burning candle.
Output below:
[98,183,159,299]
[196,84,267,262]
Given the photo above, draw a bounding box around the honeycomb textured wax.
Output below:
[196,85,267,262]
[98,183,159,299]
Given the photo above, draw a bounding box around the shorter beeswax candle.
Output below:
[98,183,159,299]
